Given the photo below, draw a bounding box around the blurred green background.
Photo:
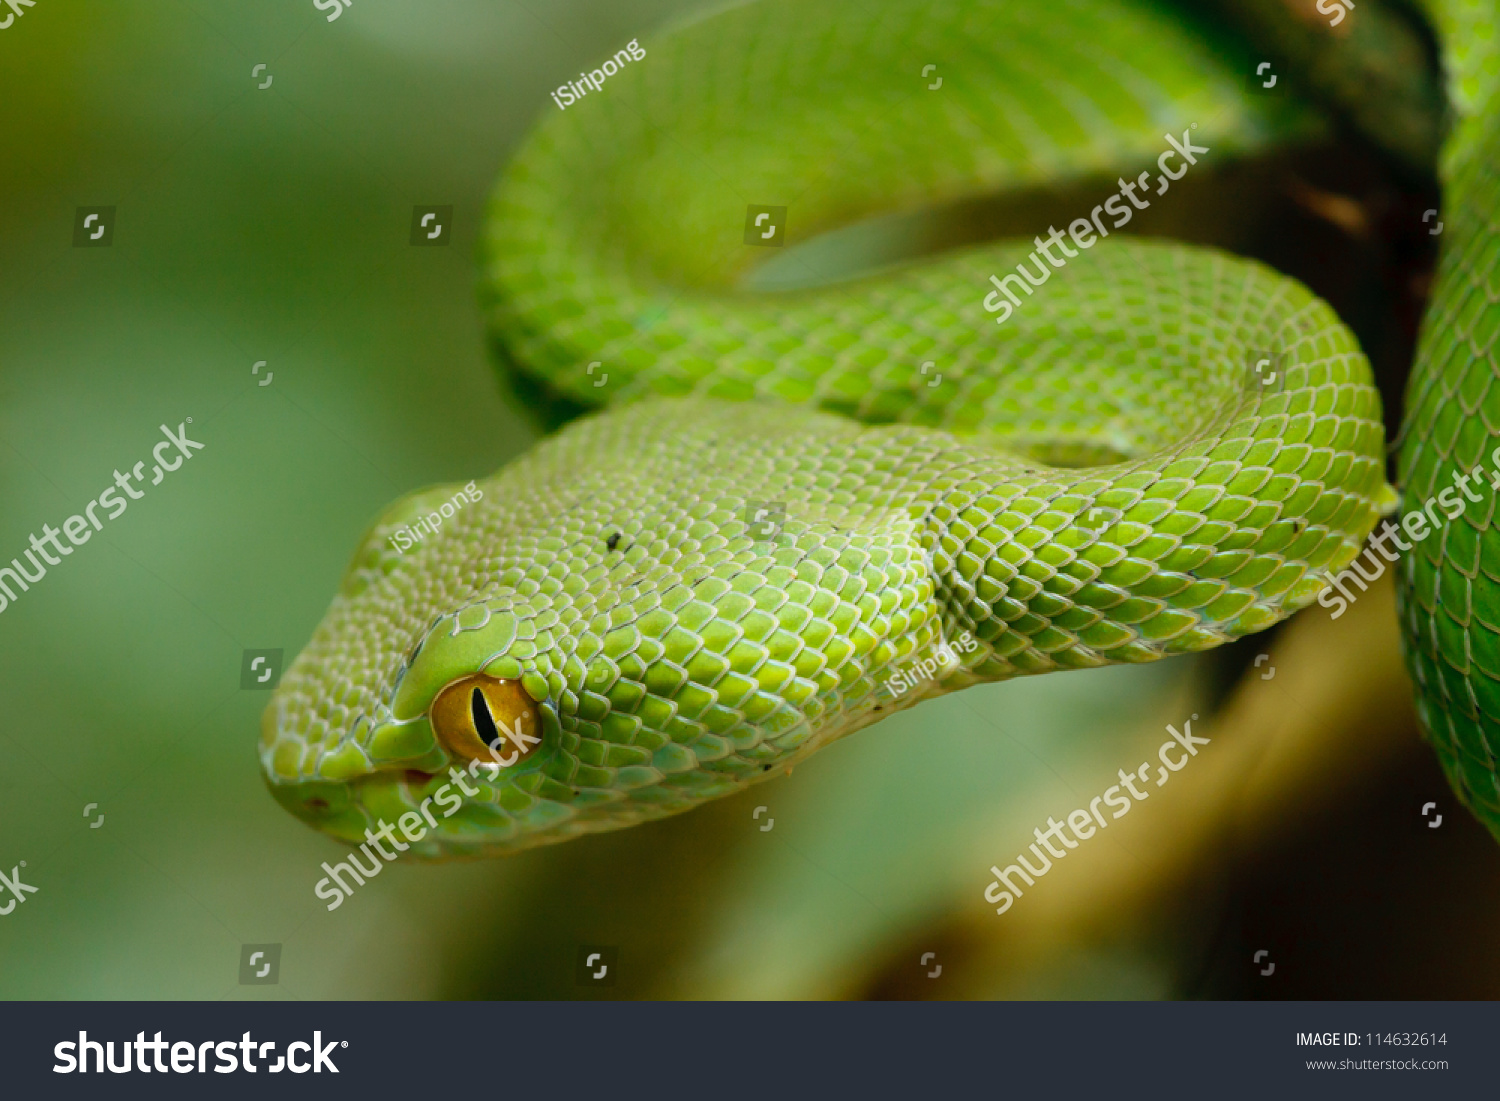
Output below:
[3,0,1500,1001]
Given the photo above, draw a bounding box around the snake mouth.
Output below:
[266,763,519,854]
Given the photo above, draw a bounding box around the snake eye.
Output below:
[428,673,541,765]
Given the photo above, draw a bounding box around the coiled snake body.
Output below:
[260,0,1498,856]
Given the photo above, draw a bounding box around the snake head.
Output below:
[259,479,583,860]
[259,403,965,859]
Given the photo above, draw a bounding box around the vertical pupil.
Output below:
[470,686,502,748]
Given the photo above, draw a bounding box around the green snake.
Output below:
[1398,0,1500,843]
[259,0,1500,859]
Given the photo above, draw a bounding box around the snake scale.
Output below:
[259,0,1500,858]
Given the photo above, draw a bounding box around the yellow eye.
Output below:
[428,674,541,765]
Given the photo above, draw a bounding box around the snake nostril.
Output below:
[304,797,330,813]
